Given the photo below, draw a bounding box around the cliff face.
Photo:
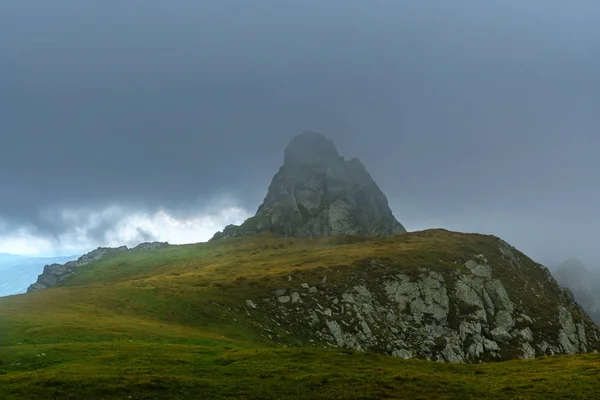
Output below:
[27,242,169,292]
[212,132,405,240]
[240,235,600,362]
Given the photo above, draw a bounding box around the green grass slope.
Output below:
[1,229,600,399]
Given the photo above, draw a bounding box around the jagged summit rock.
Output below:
[212,132,406,240]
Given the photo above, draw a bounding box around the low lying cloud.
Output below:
[0,199,250,256]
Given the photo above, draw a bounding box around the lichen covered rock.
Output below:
[241,236,600,363]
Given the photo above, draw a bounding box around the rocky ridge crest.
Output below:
[27,242,169,292]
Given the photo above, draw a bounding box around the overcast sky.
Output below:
[1,1,599,267]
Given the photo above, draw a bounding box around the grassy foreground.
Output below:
[2,340,600,400]
[1,231,600,399]
[2,340,600,399]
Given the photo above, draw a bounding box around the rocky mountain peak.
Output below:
[212,132,406,240]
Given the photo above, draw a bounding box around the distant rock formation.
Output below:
[27,242,169,292]
[554,259,600,324]
[212,132,406,240]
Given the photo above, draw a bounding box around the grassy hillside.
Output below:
[1,230,600,399]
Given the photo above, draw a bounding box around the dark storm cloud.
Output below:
[1,1,600,264]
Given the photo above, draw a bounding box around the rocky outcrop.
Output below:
[132,242,170,251]
[241,241,600,363]
[27,242,169,292]
[212,132,405,240]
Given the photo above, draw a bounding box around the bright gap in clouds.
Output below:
[0,202,250,256]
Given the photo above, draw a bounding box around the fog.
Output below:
[1,1,599,271]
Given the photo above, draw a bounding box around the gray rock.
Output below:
[467,339,484,359]
[499,241,521,268]
[393,349,413,359]
[246,300,257,309]
[211,132,406,240]
[521,343,536,359]
[495,310,515,331]
[242,240,600,363]
[518,327,534,342]
[342,293,356,303]
[441,342,465,363]
[27,245,132,292]
[483,338,500,352]
[576,323,587,352]
[557,307,582,354]
[490,327,512,343]
[517,314,533,324]
[558,307,578,344]
[384,276,419,312]
[558,331,578,354]
[133,242,169,251]
[465,260,493,279]
[307,310,320,327]
[385,273,450,324]
[353,285,373,299]
[454,276,487,322]
[409,298,427,323]
[485,280,514,313]
[291,292,302,303]
[326,320,345,347]
[483,290,497,318]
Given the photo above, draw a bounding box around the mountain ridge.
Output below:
[26,242,169,292]
[12,229,600,363]
[17,132,600,362]
[4,132,600,398]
